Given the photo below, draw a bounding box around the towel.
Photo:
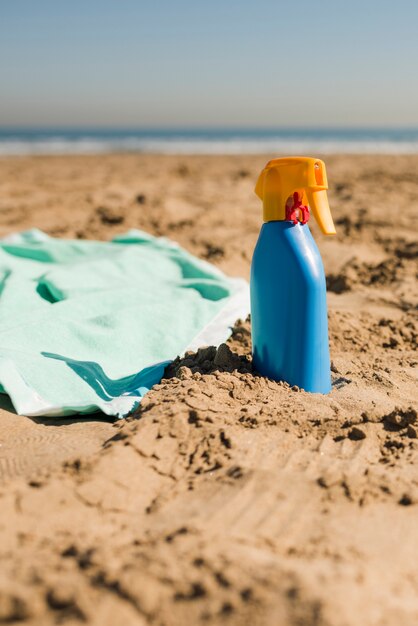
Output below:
[0,229,249,417]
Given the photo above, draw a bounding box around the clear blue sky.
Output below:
[1,0,417,128]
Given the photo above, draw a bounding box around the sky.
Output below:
[0,0,417,128]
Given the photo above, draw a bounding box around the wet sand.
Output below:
[0,153,417,625]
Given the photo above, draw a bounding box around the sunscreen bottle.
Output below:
[250,157,336,393]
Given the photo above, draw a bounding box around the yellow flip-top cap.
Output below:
[255,156,336,235]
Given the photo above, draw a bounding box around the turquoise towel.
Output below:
[0,229,249,417]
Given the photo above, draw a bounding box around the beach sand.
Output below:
[0,153,417,625]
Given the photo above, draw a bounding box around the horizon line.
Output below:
[1,124,418,132]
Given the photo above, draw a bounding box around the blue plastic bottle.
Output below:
[250,157,336,393]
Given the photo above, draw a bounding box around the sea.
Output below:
[0,127,418,156]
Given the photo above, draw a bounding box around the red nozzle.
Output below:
[285,192,310,225]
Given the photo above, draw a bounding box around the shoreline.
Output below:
[2,150,418,158]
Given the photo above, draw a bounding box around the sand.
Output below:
[0,153,416,625]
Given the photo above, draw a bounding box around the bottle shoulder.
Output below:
[252,222,325,286]
[254,222,319,256]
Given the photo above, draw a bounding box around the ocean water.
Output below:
[0,127,418,155]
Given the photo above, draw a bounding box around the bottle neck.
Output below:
[263,191,310,225]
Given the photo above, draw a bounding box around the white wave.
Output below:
[1,137,418,156]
